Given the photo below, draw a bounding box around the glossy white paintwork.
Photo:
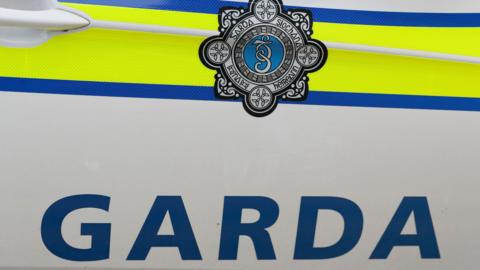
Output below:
[0,92,479,269]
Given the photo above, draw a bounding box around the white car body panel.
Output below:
[0,0,479,269]
[0,92,479,269]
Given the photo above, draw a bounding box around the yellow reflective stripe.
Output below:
[1,28,479,98]
[0,30,214,87]
[65,3,480,57]
[313,50,480,97]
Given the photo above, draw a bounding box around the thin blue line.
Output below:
[60,0,480,27]
[1,77,480,112]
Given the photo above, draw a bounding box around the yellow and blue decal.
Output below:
[0,0,479,112]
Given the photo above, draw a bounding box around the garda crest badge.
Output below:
[200,0,328,117]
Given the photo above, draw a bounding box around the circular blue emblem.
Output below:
[243,34,285,74]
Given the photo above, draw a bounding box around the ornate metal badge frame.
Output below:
[200,0,328,117]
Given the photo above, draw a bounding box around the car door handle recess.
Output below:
[0,4,90,48]
[0,7,89,31]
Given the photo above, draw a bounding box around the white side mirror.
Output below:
[0,0,90,48]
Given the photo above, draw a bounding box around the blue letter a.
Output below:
[127,196,202,260]
[370,197,440,259]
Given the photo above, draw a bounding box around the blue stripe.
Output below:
[2,77,480,112]
[61,0,480,27]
